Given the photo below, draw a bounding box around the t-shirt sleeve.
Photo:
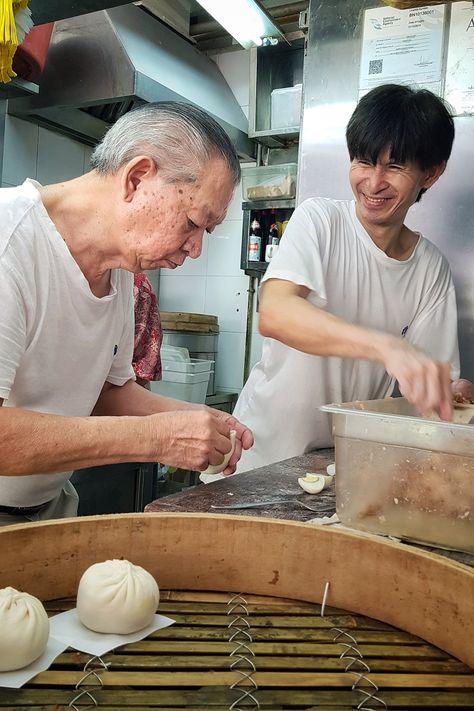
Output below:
[261,199,328,304]
[406,257,460,380]
[0,264,27,400]
[106,272,136,386]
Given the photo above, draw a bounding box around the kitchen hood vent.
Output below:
[9,4,254,159]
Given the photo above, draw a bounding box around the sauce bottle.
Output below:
[248,218,262,262]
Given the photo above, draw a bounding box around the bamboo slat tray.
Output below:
[0,513,473,709]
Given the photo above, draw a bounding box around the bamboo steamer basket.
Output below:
[0,513,473,707]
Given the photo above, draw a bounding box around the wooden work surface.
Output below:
[146,449,474,568]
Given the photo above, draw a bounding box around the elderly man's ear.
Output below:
[121,156,157,201]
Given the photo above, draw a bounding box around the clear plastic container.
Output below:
[270,84,302,129]
[321,398,474,553]
[242,163,297,201]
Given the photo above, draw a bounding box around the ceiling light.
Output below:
[195,0,286,49]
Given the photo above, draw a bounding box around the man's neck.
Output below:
[355,206,418,261]
[39,175,115,295]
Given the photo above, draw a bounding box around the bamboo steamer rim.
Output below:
[0,512,472,668]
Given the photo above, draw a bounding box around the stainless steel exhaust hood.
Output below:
[9,4,255,159]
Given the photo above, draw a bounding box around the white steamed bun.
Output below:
[0,587,49,672]
[76,559,160,634]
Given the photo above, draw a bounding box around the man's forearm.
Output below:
[92,379,204,417]
[259,289,390,362]
[0,406,156,476]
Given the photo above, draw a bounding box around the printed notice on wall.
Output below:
[359,5,446,98]
[445,2,474,115]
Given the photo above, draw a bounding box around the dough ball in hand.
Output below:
[77,559,160,634]
[201,430,237,477]
[0,587,49,671]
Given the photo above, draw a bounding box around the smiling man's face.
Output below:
[349,147,440,232]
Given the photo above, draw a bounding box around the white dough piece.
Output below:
[76,559,160,634]
[199,471,226,485]
[201,430,237,476]
[0,587,49,672]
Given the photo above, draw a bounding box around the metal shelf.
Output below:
[249,127,300,148]
[249,37,305,140]
[240,201,295,276]
[0,77,39,100]
[242,198,295,211]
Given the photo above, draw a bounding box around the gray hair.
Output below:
[90,101,241,185]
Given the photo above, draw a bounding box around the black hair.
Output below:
[346,84,455,171]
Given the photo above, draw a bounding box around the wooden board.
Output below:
[162,321,219,333]
[1,590,473,708]
[0,512,473,672]
[160,312,218,324]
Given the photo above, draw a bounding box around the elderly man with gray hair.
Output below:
[0,102,253,525]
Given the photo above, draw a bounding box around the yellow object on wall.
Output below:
[0,0,29,83]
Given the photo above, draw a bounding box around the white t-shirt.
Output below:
[0,180,135,506]
[234,197,460,473]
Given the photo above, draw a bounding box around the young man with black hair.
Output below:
[233,83,468,473]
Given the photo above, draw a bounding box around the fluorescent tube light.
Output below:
[196,0,285,49]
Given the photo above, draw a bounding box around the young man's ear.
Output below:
[422,161,446,191]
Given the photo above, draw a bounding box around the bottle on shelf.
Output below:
[265,223,280,262]
[248,217,262,262]
[269,223,280,245]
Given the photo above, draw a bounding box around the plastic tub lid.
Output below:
[160,345,190,362]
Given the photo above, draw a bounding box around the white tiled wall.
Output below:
[159,48,257,395]
[1,114,92,187]
[159,185,251,393]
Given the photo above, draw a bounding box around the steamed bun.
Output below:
[0,587,49,672]
[76,559,160,634]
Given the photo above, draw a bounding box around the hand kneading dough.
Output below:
[201,430,237,477]
[0,587,49,672]
[77,559,160,634]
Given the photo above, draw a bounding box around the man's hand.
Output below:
[381,337,453,420]
[147,408,253,473]
[206,409,254,475]
[451,378,474,404]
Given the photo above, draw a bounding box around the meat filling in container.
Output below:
[321,398,474,553]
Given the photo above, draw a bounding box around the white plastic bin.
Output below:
[150,370,212,404]
[150,348,214,404]
[271,84,302,129]
[162,358,214,375]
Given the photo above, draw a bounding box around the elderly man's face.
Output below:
[123,156,235,271]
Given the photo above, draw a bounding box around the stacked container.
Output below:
[150,346,213,404]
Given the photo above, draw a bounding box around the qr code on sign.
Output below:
[369,59,383,75]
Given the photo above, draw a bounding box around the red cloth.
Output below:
[133,274,162,382]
